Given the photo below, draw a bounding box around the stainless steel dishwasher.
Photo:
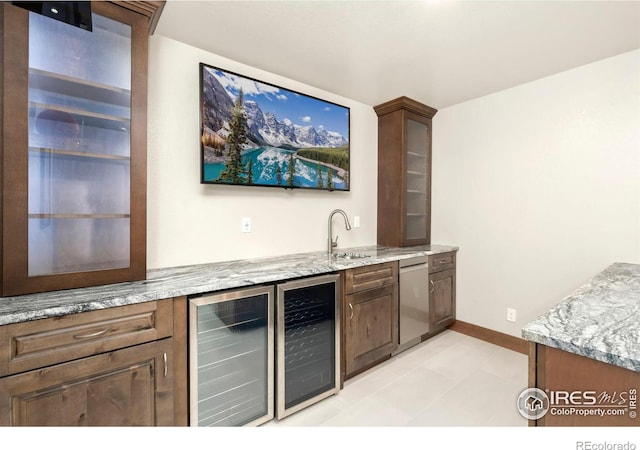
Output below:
[395,256,430,354]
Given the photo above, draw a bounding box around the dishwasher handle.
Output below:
[399,262,428,274]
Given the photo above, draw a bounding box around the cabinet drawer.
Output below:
[428,252,456,273]
[345,262,398,294]
[0,299,173,376]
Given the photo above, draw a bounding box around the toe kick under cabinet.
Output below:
[0,297,188,426]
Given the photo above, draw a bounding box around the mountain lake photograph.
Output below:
[200,63,350,190]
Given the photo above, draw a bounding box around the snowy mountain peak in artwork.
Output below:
[201,67,348,150]
[244,101,347,149]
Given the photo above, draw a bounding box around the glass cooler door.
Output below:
[277,274,340,419]
[189,286,274,427]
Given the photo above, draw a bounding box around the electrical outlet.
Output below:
[241,217,251,233]
[506,308,517,322]
[353,216,360,228]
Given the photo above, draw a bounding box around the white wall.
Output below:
[432,49,640,337]
[147,35,378,269]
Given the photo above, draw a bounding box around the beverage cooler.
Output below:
[189,285,274,427]
[276,273,341,419]
[188,273,340,426]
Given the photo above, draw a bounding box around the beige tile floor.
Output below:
[266,330,529,427]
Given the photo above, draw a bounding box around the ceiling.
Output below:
[155,1,640,109]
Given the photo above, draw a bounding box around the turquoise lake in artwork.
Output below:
[203,147,348,190]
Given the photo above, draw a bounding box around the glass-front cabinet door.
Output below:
[0,2,148,295]
[404,116,429,242]
[28,11,132,277]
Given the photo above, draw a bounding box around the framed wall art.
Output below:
[200,63,350,191]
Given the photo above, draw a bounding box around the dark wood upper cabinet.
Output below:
[375,97,437,247]
[0,2,161,296]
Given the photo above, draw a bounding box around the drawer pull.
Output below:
[348,303,354,320]
[430,280,435,294]
[438,259,450,265]
[163,352,168,378]
[73,327,109,340]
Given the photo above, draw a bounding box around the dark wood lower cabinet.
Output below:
[0,339,174,426]
[430,268,455,331]
[427,252,456,335]
[342,262,399,382]
[344,284,398,377]
[0,297,187,426]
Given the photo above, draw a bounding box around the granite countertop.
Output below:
[522,262,640,372]
[0,244,458,326]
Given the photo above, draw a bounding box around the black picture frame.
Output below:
[200,63,350,191]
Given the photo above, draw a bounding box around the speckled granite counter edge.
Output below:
[0,244,458,326]
[522,262,640,373]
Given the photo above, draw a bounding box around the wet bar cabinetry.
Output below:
[375,97,437,247]
[0,297,187,426]
[0,245,458,426]
[0,1,163,296]
[342,261,399,381]
[428,252,456,334]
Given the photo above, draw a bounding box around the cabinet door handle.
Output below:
[429,280,435,294]
[73,327,109,340]
[348,303,354,320]
[163,352,168,378]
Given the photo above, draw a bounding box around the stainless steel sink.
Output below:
[331,252,371,260]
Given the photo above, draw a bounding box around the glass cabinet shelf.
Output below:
[29,102,130,128]
[29,147,131,161]
[29,68,131,107]
[28,214,130,219]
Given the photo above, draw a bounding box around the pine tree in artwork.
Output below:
[247,158,253,184]
[317,163,324,189]
[276,164,283,185]
[327,167,334,190]
[286,153,295,187]
[218,89,247,183]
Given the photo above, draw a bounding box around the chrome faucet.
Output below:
[327,209,352,254]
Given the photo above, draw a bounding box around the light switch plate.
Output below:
[242,217,251,233]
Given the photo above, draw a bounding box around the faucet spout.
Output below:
[328,209,352,254]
